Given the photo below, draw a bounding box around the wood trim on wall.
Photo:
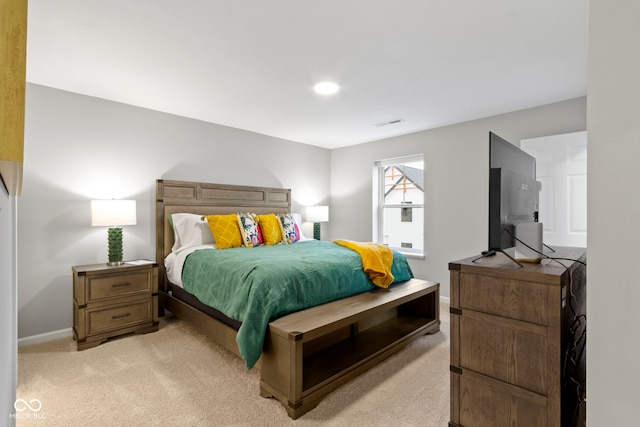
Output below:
[0,161,23,196]
[0,0,27,196]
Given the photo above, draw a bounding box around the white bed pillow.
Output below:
[171,213,215,252]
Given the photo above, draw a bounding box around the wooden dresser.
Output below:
[73,262,159,350]
[449,247,586,427]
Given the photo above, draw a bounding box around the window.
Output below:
[373,155,424,257]
[401,202,413,222]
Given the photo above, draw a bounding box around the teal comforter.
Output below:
[181,239,413,369]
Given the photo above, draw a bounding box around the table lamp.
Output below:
[91,199,137,265]
[306,205,329,240]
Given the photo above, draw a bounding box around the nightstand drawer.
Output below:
[87,271,152,302]
[86,299,153,336]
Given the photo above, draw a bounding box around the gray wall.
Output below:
[19,85,586,338]
[587,0,640,424]
[18,84,331,338]
[329,97,586,297]
[1,191,17,424]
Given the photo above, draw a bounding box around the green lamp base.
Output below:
[107,226,124,265]
[313,222,321,240]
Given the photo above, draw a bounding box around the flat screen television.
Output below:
[488,132,541,252]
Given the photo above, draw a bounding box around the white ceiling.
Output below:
[26,0,589,149]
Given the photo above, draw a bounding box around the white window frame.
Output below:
[373,154,425,258]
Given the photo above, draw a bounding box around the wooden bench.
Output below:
[259,278,441,418]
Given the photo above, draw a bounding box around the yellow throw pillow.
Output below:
[256,214,282,245]
[205,214,242,249]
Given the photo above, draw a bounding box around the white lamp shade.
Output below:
[306,205,329,222]
[91,200,137,226]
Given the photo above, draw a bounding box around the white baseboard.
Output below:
[18,328,73,347]
[17,296,452,347]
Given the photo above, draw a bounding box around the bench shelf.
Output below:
[260,278,440,419]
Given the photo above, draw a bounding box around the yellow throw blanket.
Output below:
[334,239,394,288]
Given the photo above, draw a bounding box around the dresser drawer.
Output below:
[453,371,547,427]
[87,270,152,302]
[459,272,548,325]
[86,298,153,336]
[458,311,548,394]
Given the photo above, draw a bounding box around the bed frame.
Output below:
[156,179,441,418]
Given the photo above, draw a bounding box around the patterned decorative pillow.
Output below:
[237,213,263,248]
[255,214,282,245]
[279,213,300,244]
[205,214,242,249]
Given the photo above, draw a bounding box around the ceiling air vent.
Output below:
[374,118,405,128]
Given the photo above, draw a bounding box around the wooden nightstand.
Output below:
[72,261,159,350]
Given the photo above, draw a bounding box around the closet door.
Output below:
[521,131,587,248]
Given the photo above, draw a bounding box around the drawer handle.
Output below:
[112,282,131,288]
[112,312,131,319]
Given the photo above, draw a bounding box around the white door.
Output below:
[521,131,587,248]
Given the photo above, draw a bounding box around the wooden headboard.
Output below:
[155,179,291,289]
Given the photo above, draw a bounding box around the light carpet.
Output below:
[17,304,450,427]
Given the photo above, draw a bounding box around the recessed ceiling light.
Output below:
[313,81,340,95]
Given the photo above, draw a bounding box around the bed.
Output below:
[156,179,441,418]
